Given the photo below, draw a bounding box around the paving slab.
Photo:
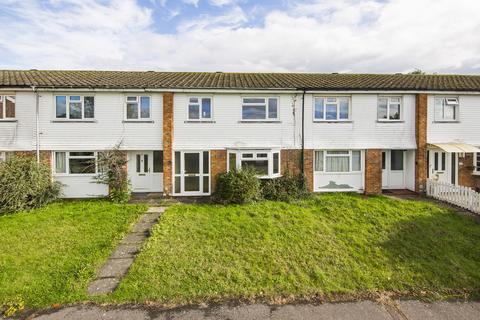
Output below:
[121,232,148,244]
[33,306,150,320]
[397,300,480,320]
[87,278,120,295]
[97,257,135,278]
[147,207,165,213]
[110,243,141,259]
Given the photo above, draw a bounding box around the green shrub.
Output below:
[261,172,309,202]
[0,156,62,214]
[96,146,131,204]
[215,169,261,204]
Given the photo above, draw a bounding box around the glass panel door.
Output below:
[184,152,200,192]
[175,151,210,195]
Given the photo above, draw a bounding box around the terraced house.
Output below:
[0,70,479,197]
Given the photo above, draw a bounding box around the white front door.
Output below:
[174,150,210,196]
[429,151,457,185]
[129,151,164,192]
[382,150,406,189]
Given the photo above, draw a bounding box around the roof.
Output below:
[1,70,480,91]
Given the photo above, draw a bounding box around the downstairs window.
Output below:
[228,150,280,178]
[54,151,97,175]
[314,150,362,173]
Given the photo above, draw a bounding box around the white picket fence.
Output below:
[426,179,480,214]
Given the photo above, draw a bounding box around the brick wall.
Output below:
[458,153,480,191]
[162,92,174,195]
[210,150,227,193]
[415,93,428,193]
[280,149,314,192]
[364,149,382,195]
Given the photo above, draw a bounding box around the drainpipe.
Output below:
[300,89,306,174]
[32,86,40,163]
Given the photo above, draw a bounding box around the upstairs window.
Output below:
[242,97,278,121]
[435,97,458,121]
[314,150,362,173]
[314,97,350,121]
[126,96,151,120]
[55,95,94,120]
[228,150,280,178]
[0,95,15,119]
[54,151,97,175]
[188,97,212,120]
[378,97,401,121]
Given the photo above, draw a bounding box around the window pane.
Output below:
[5,96,15,118]
[242,153,253,158]
[326,156,349,172]
[268,98,278,118]
[69,101,82,119]
[184,153,200,174]
[175,176,181,193]
[339,98,349,119]
[203,151,209,174]
[326,104,337,120]
[441,152,446,171]
[243,98,265,104]
[188,104,200,119]
[189,97,198,103]
[56,96,67,118]
[203,176,209,193]
[127,96,137,102]
[314,98,324,119]
[55,152,66,174]
[175,152,181,174]
[229,153,236,171]
[434,98,444,120]
[70,152,94,157]
[382,152,386,170]
[127,103,138,119]
[140,97,150,118]
[315,151,324,171]
[273,152,279,174]
[378,98,388,120]
[434,152,439,170]
[153,151,163,173]
[352,151,361,171]
[391,150,404,171]
[242,105,266,119]
[201,98,211,118]
[144,154,149,172]
[241,160,269,175]
[257,153,268,158]
[389,103,400,120]
[69,158,95,174]
[185,176,200,191]
[84,97,94,118]
[136,154,141,173]
[70,96,81,101]
[444,105,455,120]
[477,153,480,170]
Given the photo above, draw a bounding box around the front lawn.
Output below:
[112,194,480,305]
[0,200,145,309]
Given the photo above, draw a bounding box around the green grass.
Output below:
[112,194,480,305]
[0,200,146,308]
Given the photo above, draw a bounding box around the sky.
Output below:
[0,0,479,73]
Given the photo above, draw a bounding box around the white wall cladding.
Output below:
[0,91,36,151]
[38,92,163,151]
[304,94,417,150]
[55,175,108,198]
[173,93,302,150]
[427,95,480,145]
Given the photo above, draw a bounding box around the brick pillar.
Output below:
[303,149,314,192]
[415,93,428,193]
[365,149,382,195]
[458,153,480,190]
[39,150,52,167]
[281,149,302,176]
[210,150,227,193]
[163,92,174,195]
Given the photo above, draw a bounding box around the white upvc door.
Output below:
[428,150,457,185]
[174,150,210,196]
[129,151,164,192]
[382,150,406,189]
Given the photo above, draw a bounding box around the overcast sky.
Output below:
[0,0,479,73]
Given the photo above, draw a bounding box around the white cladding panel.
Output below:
[0,91,35,151]
[173,93,301,150]
[305,94,416,149]
[55,176,108,198]
[427,95,480,145]
[38,92,163,151]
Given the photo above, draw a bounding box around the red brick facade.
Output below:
[280,149,313,192]
[210,150,227,193]
[162,92,174,196]
[458,153,480,191]
[415,93,428,193]
[364,149,382,195]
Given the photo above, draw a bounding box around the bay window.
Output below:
[126,96,151,120]
[378,97,401,121]
[0,95,16,119]
[314,97,350,121]
[434,97,458,121]
[314,150,362,173]
[228,150,280,178]
[55,95,94,120]
[242,97,278,120]
[54,151,97,175]
[188,97,212,120]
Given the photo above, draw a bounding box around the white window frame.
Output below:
[314,150,363,174]
[377,96,402,121]
[313,96,351,122]
[0,151,6,162]
[432,151,447,173]
[0,95,16,120]
[187,96,213,121]
[434,97,459,122]
[125,95,152,120]
[54,95,95,120]
[474,152,480,175]
[241,97,279,121]
[227,150,281,178]
[53,151,98,176]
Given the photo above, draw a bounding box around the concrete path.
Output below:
[27,300,480,320]
[86,207,165,295]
